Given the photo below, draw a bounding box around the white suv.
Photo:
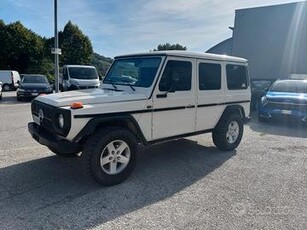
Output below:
[28,51,251,186]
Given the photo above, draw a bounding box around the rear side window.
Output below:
[159,60,192,91]
[226,64,248,90]
[199,63,221,90]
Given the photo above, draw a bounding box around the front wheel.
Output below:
[212,113,243,151]
[82,127,137,186]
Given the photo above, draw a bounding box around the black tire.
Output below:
[212,113,244,151]
[82,127,137,186]
[0,92,2,100]
[48,146,80,157]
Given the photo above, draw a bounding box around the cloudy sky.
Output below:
[1,0,302,58]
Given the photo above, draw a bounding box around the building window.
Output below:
[159,60,192,91]
[199,63,221,90]
[226,64,248,90]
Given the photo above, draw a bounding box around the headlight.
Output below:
[18,88,25,92]
[58,114,65,129]
[261,96,268,106]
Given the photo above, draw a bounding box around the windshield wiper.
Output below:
[126,83,135,91]
[109,82,118,90]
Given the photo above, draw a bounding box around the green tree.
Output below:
[153,43,187,51]
[0,20,7,68]
[60,21,93,65]
[0,21,44,73]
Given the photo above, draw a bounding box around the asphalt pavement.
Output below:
[0,91,306,230]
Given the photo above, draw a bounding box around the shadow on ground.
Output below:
[0,139,235,229]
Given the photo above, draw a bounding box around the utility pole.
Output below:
[54,0,60,92]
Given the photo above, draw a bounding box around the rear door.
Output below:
[225,63,251,114]
[196,60,225,130]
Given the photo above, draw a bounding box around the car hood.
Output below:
[69,78,100,86]
[266,91,307,104]
[35,88,147,107]
[20,83,50,89]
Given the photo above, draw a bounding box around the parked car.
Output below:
[250,79,275,111]
[60,65,100,91]
[258,79,307,123]
[0,70,21,91]
[0,82,2,100]
[28,51,251,186]
[17,74,53,101]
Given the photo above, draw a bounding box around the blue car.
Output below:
[258,79,307,123]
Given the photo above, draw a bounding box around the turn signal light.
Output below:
[70,101,84,109]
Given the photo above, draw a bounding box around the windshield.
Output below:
[22,75,48,84]
[68,67,98,79]
[270,80,307,94]
[103,57,162,87]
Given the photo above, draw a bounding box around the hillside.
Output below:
[91,53,113,78]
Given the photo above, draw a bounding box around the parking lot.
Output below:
[0,91,306,230]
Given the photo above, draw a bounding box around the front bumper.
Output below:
[28,122,81,153]
[17,91,52,99]
[259,108,307,122]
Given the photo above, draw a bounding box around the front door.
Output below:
[152,57,196,140]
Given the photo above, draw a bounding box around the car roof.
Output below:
[115,51,247,63]
[22,74,46,77]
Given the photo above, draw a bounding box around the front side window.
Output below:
[69,67,98,80]
[104,57,161,87]
[226,64,248,90]
[159,60,192,91]
[199,63,221,90]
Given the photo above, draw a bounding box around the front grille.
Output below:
[31,100,71,137]
[266,101,307,112]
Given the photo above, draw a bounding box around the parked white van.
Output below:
[60,65,100,91]
[0,70,21,91]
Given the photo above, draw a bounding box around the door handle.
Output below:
[186,105,195,109]
[156,93,167,98]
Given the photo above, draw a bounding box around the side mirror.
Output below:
[17,80,20,85]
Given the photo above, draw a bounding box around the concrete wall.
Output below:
[206,38,233,55]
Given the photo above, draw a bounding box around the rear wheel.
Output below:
[48,146,80,157]
[82,127,137,186]
[212,113,243,151]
